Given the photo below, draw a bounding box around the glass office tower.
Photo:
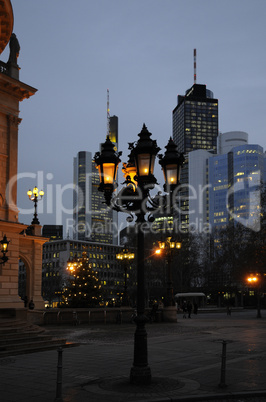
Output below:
[173,84,218,153]
[173,84,218,231]
[209,144,265,232]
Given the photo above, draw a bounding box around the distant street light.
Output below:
[156,236,182,306]
[247,274,261,318]
[27,186,44,225]
[116,247,135,306]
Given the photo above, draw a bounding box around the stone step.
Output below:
[0,324,45,335]
[0,319,31,328]
[0,317,75,357]
[0,340,76,358]
[0,337,66,351]
[0,333,53,345]
[0,328,46,338]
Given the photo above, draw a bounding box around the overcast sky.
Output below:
[2,0,266,233]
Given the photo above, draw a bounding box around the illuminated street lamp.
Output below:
[247,274,261,318]
[116,247,135,306]
[95,124,183,385]
[0,234,10,265]
[158,137,184,193]
[27,186,44,225]
[157,236,182,306]
[247,276,258,284]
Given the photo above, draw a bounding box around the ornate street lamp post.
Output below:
[95,124,183,385]
[116,247,135,306]
[157,236,182,306]
[27,186,44,225]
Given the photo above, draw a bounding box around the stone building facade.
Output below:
[0,0,47,309]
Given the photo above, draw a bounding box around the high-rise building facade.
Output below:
[73,151,116,243]
[188,149,213,233]
[187,132,266,234]
[73,116,119,244]
[109,115,118,146]
[209,143,265,232]
[217,131,248,155]
[173,84,218,154]
[173,83,218,231]
[73,151,92,241]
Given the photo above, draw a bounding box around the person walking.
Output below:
[182,301,187,318]
[187,301,192,318]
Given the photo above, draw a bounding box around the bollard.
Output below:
[116,310,122,324]
[219,340,227,388]
[54,347,63,402]
[88,310,91,325]
[104,310,106,324]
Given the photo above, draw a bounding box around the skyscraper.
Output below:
[73,151,116,243]
[73,116,119,244]
[209,143,265,233]
[188,149,213,233]
[109,115,118,146]
[172,83,218,230]
[186,132,266,234]
[173,84,218,154]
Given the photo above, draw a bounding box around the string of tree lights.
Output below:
[61,251,101,308]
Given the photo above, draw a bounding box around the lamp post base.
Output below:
[130,315,151,384]
[130,365,151,385]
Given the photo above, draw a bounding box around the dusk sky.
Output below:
[2,0,266,233]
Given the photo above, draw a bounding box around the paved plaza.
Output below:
[1,310,266,402]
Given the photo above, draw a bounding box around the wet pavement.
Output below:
[1,309,266,401]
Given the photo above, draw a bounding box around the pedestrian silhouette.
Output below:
[182,301,187,318]
[187,301,192,318]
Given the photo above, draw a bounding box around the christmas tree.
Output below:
[61,252,101,307]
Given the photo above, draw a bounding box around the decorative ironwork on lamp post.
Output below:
[27,186,44,225]
[157,236,182,306]
[94,124,184,385]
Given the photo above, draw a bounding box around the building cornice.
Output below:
[0,72,37,100]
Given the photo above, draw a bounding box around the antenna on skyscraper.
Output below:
[107,89,110,138]
[194,49,197,84]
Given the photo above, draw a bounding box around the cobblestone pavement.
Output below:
[1,310,266,401]
[44,310,262,344]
